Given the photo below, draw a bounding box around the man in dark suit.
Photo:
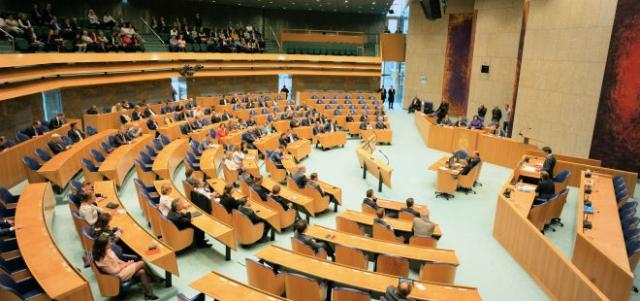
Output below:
[363,189,378,210]
[491,105,502,125]
[220,111,231,121]
[67,123,85,143]
[166,200,211,247]
[324,120,338,133]
[388,86,396,109]
[373,208,393,231]
[375,117,387,129]
[307,173,339,206]
[400,198,420,218]
[86,105,99,115]
[541,146,556,177]
[143,105,155,118]
[294,220,334,258]
[131,106,143,121]
[119,111,131,124]
[312,122,325,136]
[241,130,258,149]
[249,176,270,202]
[380,85,387,104]
[113,127,130,147]
[47,134,67,154]
[279,130,298,147]
[219,97,228,105]
[477,104,487,120]
[220,184,240,214]
[345,113,354,123]
[535,171,556,202]
[292,166,308,189]
[280,85,290,99]
[237,198,273,242]
[460,151,481,175]
[25,121,45,138]
[48,113,65,129]
[246,117,257,127]
[269,146,285,169]
[435,100,449,123]
[146,116,159,131]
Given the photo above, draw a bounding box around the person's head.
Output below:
[297,165,306,174]
[81,181,93,191]
[224,183,233,195]
[33,120,41,127]
[92,233,111,260]
[474,151,480,158]
[94,212,112,229]
[51,133,62,142]
[310,172,318,181]
[0,136,5,143]
[170,200,180,212]
[70,122,78,130]
[366,189,374,198]
[540,171,550,180]
[397,281,412,298]
[294,220,308,234]
[254,175,263,184]
[406,198,414,208]
[376,208,384,218]
[542,146,552,155]
[161,184,172,195]
[272,184,281,195]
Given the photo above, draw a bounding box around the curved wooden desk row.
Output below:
[83,99,191,132]
[256,245,480,301]
[338,209,442,238]
[298,91,380,101]
[191,271,288,301]
[493,170,608,300]
[197,93,285,108]
[15,183,94,301]
[0,119,79,188]
[152,138,189,180]
[0,54,381,101]
[98,134,154,187]
[37,129,117,188]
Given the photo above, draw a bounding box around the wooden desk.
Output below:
[190,271,287,301]
[152,138,188,179]
[200,145,225,178]
[573,172,633,301]
[0,119,79,188]
[376,198,429,215]
[256,245,480,301]
[360,129,393,144]
[207,178,281,232]
[154,180,237,259]
[99,134,153,187]
[15,183,94,301]
[93,181,179,283]
[317,179,342,204]
[339,210,442,238]
[428,125,455,153]
[307,225,457,265]
[261,176,315,216]
[254,133,280,155]
[157,122,185,141]
[477,134,536,168]
[38,130,116,188]
[356,145,392,191]
[316,131,347,150]
[286,139,311,162]
[428,156,462,176]
[515,157,544,180]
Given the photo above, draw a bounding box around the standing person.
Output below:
[280,84,290,100]
[491,105,502,126]
[477,104,487,120]
[380,85,387,104]
[388,85,396,110]
[503,103,511,133]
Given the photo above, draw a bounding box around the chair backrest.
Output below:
[160,134,171,145]
[553,170,571,183]
[332,287,370,301]
[361,203,377,215]
[61,135,73,146]
[436,169,458,193]
[336,216,364,236]
[35,148,51,162]
[158,210,194,252]
[548,189,569,222]
[176,293,205,301]
[145,145,157,157]
[419,262,457,284]
[458,165,479,189]
[0,273,25,300]
[245,258,285,296]
[398,210,417,221]
[0,188,18,203]
[232,209,263,245]
[91,149,105,162]
[140,152,153,164]
[90,260,122,297]
[291,236,318,257]
[22,156,41,171]
[101,142,112,153]
[409,235,438,248]
[527,199,552,231]
[334,244,368,269]
[211,200,233,225]
[153,139,164,151]
[222,164,238,185]
[81,226,96,251]
[284,272,326,301]
[81,158,98,172]
[372,223,403,244]
[375,254,409,277]
[86,126,97,136]
[15,132,29,142]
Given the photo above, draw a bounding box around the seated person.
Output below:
[413,209,435,237]
[232,144,246,165]
[269,146,285,169]
[78,192,104,226]
[166,200,211,248]
[345,113,354,123]
[359,121,372,130]
[246,116,257,127]
[184,169,198,186]
[375,117,387,129]
[408,96,422,113]
[400,198,420,218]
[92,234,163,300]
[307,172,339,205]
[438,114,452,126]
[279,130,298,147]
[534,171,555,203]
[294,220,334,259]
[268,184,295,211]
[113,127,131,147]
[146,116,159,131]
[119,110,131,124]
[241,129,259,149]
[460,151,481,175]
[385,281,415,301]
[292,165,308,188]
[220,184,240,214]
[48,113,66,129]
[324,120,338,133]
[48,134,70,154]
[86,105,99,115]
[359,114,369,122]
[312,122,325,136]
[289,118,299,128]
[67,123,86,143]
[373,208,393,231]
[143,105,156,117]
[131,106,143,121]
[224,152,240,172]
[362,189,378,210]
[250,175,270,201]
[468,115,483,130]
[237,197,274,242]
[25,120,45,137]
[125,125,142,140]
[158,184,191,217]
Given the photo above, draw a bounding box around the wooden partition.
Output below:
[493,178,608,301]
[380,33,406,62]
[280,29,365,46]
[0,119,79,188]
[298,91,379,101]
[83,99,188,132]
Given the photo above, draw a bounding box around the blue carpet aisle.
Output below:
[7,108,633,300]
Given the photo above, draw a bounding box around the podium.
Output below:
[356,135,392,192]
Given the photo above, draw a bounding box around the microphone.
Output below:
[378,149,390,165]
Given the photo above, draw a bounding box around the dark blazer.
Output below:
[191,190,212,214]
[292,172,308,188]
[67,129,85,143]
[25,126,44,138]
[47,141,65,154]
[324,123,337,133]
[363,197,378,210]
[251,184,269,202]
[269,151,284,169]
[86,108,99,115]
[312,126,324,136]
[375,122,387,129]
[542,155,556,177]
[220,194,239,214]
[295,232,324,252]
[143,108,155,118]
[146,119,159,130]
[238,206,261,224]
[49,117,65,129]
[132,111,143,121]
[270,195,290,211]
[113,133,129,147]
[167,210,191,230]
[536,178,556,199]
[119,114,130,124]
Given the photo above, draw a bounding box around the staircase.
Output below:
[140,34,166,52]
[0,39,15,53]
[264,39,280,54]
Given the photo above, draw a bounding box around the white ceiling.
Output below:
[191,0,394,15]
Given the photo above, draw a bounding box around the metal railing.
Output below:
[280,28,365,37]
[269,25,281,49]
[139,17,165,45]
[0,28,15,51]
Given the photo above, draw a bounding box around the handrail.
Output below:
[139,17,165,45]
[269,25,281,50]
[0,27,15,51]
[281,28,365,36]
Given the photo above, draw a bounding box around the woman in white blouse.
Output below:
[78,192,103,225]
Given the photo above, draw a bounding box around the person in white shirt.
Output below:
[78,192,104,226]
[87,9,100,25]
[232,145,245,165]
[159,184,190,216]
[224,152,240,172]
